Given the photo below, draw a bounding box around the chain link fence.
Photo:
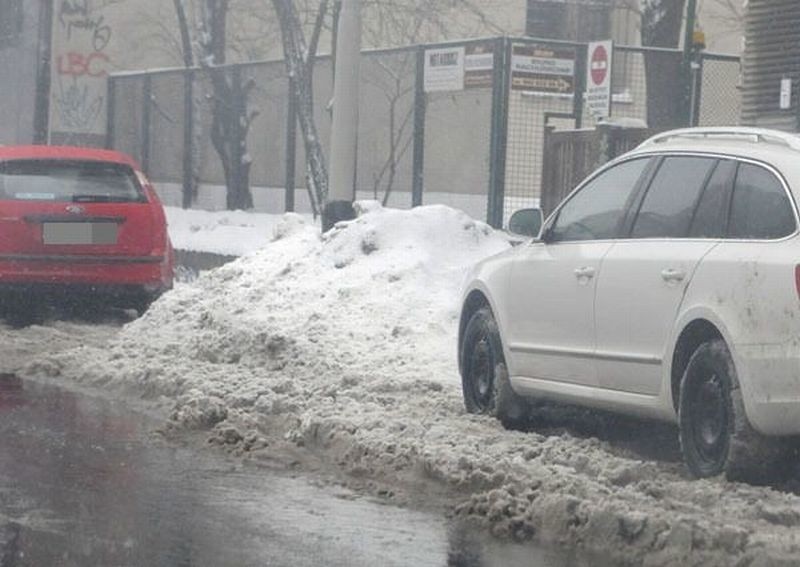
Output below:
[697,53,742,127]
[107,37,742,228]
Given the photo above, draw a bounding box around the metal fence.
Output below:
[106,37,741,228]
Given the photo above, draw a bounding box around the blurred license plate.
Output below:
[42,222,118,245]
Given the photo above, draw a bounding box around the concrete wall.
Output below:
[698,0,744,55]
[49,0,179,146]
[0,1,43,145]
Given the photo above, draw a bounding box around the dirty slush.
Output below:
[16,204,800,566]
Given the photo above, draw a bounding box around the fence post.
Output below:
[682,0,699,126]
[141,74,152,175]
[105,76,116,150]
[573,43,587,129]
[411,46,426,208]
[182,69,194,209]
[689,53,703,127]
[486,37,510,229]
[285,76,297,213]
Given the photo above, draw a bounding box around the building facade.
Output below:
[0,0,49,145]
[741,0,800,131]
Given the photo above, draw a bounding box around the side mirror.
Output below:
[507,208,543,238]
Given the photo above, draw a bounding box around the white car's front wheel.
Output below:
[460,307,530,430]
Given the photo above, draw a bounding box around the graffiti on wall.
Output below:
[51,0,124,137]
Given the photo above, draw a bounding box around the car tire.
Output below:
[678,339,786,483]
[460,307,530,430]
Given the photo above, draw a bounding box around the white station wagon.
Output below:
[459,127,800,481]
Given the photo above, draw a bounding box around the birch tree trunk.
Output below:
[272,0,330,216]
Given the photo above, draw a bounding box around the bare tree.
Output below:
[198,0,258,210]
[272,0,330,217]
[363,55,415,205]
[361,1,500,205]
[269,0,504,218]
[614,0,688,128]
[703,0,745,34]
[360,0,504,46]
[170,0,205,209]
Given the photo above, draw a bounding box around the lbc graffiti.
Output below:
[57,52,110,78]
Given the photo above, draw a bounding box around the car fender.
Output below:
[459,248,518,372]
[666,303,746,416]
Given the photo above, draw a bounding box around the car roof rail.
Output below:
[639,127,800,152]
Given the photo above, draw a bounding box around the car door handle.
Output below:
[661,268,686,282]
[574,267,596,279]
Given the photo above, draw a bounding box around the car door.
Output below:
[506,157,652,386]
[593,156,735,395]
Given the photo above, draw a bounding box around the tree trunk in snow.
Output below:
[640,0,688,129]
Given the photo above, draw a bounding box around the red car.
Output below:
[0,146,174,315]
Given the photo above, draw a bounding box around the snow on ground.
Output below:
[23,203,800,565]
[165,206,312,256]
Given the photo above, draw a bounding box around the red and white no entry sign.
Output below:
[590,44,609,86]
[586,40,613,120]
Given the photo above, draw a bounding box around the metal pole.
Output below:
[573,43,586,129]
[682,0,699,127]
[285,77,297,213]
[324,0,361,231]
[33,0,54,145]
[411,46,426,208]
[182,69,194,209]
[689,54,703,127]
[487,37,509,229]
[106,77,116,150]
[141,75,152,175]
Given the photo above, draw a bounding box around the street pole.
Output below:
[682,0,699,127]
[33,0,55,144]
[324,0,361,232]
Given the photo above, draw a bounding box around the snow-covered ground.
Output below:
[165,206,312,256]
[22,203,800,565]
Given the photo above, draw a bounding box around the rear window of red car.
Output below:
[0,160,145,203]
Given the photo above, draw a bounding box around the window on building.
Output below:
[526,0,611,42]
[526,2,567,39]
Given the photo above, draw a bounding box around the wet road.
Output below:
[0,374,600,567]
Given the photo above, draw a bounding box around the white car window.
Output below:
[549,158,649,242]
[689,159,736,239]
[631,157,717,239]
[729,164,796,240]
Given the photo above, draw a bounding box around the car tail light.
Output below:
[135,172,168,257]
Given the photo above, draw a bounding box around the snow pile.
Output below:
[25,203,800,565]
[165,207,311,256]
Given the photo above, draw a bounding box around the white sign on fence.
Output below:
[586,40,613,120]
[424,47,465,93]
[780,77,792,110]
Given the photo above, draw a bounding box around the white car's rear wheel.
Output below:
[679,339,786,482]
